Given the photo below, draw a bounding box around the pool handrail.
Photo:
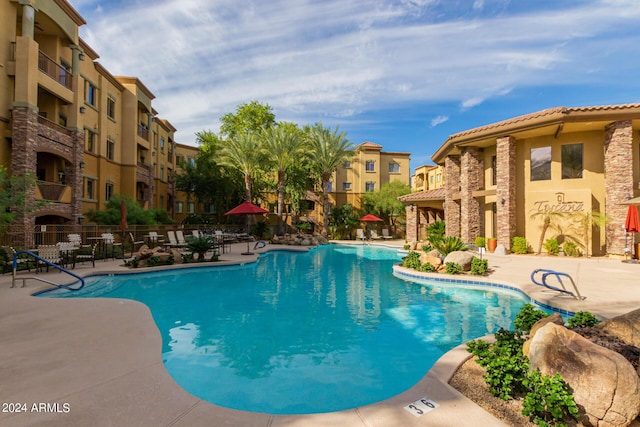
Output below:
[530,268,585,300]
[12,250,85,291]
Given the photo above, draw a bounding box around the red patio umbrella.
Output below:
[224,201,269,255]
[119,199,128,231]
[358,214,383,222]
[625,205,639,233]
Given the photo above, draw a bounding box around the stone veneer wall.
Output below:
[444,155,461,237]
[496,136,516,251]
[405,204,417,243]
[460,146,483,243]
[604,120,634,255]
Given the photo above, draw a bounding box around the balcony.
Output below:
[38,50,72,90]
[36,181,72,203]
[138,124,149,141]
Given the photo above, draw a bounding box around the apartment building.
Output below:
[411,164,444,192]
[1,0,178,246]
[301,142,411,227]
[408,104,640,256]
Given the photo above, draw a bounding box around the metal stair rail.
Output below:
[11,250,85,290]
[530,268,585,300]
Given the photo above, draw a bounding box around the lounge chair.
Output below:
[370,230,383,240]
[381,229,393,240]
[191,229,200,238]
[166,231,186,248]
[176,230,187,246]
[147,231,164,246]
[356,229,366,241]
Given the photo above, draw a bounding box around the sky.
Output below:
[69,0,640,170]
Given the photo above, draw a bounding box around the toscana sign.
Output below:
[531,192,586,214]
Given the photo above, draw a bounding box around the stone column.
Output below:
[460,146,483,243]
[496,136,516,251]
[444,155,461,237]
[405,205,417,243]
[604,120,633,255]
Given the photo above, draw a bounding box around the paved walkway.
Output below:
[1,242,639,426]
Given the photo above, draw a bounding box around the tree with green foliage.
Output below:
[530,210,566,255]
[329,203,360,239]
[219,100,276,139]
[0,167,44,241]
[218,132,265,203]
[360,180,411,231]
[570,210,609,258]
[307,123,354,237]
[85,194,172,225]
[261,123,304,235]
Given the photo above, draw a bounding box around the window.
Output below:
[85,81,97,107]
[388,162,400,173]
[159,195,164,210]
[176,201,184,213]
[366,160,375,172]
[188,157,195,167]
[85,129,97,152]
[160,137,165,152]
[436,173,442,182]
[366,181,375,192]
[160,166,165,180]
[176,155,184,166]
[107,96,116,120]
[327,181,333,192]
[562,144,583,179]
[430,175,434,184]
[105,183,113,201]
[187,201,195,214]
[531,146,551,181]
[106,139,115,160]
[491,155,497,186]
[343,161,351,168]
[204,203,216,214]
[84,178,96,199]
[342,182,351,191]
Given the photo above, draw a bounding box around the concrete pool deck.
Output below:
[1,241,639,427]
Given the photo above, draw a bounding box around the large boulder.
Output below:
[522,313,565,356]
[528,323,640,427]
[596,307,640,347]
[443,251,474,271]
[419,252,442,267]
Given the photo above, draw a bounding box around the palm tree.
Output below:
[218,132,263,202]
[530,210,565,255]
[261,123,304,235]
[307,124,354,237]
[572,210,609,257]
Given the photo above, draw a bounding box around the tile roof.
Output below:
[398,188,445,202]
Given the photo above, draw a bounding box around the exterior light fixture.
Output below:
[79,53,85,61]
[79,106,86,113]
[79,161,85,169]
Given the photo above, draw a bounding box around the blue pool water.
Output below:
[41,244,530,414]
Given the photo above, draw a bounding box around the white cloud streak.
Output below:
[72,0,640,145]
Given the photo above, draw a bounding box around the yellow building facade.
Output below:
[1,0,178,246]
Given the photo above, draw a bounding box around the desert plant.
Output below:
[431,236,467,257]
[186,235,217,261]
[470,257,488,275]
[571,210,610,258]
[511,236,528,254]
[418,262,436,272]
[181,252,194,263]
[530,210,565,255]
[401,251,421,269]
[445,261,462,274]
[543,238,560,255]
[421,244,433,252]
[567,311,601,328]
[474,237,486,248]
[513,304,548,333]
[522,371,580,426]
[147,255,161,267]
[563,240,580,257]
[426,220,446,242]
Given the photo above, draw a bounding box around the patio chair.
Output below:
[128,233,144,257]
[56,241,78,268]
[370,230,383,240]
[75,242,97,268]
[67,233,83,247]
[381,229,393,240]
[36,245,62,273]
[101,233,123,260]
[356,229,366,242]
[192,229,200,238]
[166,231,186,248]
[9,246,32,272]
[147,231,164,247]
[176,230,187,246]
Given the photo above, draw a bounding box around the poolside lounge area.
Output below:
[2,241,640,427]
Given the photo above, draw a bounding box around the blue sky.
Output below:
[69,0,640,170]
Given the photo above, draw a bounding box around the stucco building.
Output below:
[405,104,640,256]
[1,0,179,246]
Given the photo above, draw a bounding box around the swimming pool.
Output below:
[41,244,530,414]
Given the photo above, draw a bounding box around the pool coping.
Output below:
[3,241,640,426]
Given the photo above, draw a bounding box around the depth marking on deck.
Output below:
[404,397,439,417]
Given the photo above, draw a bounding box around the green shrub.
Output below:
[543,238,560,255]
[445,261,462,274]
[426,220,446,241]
[467,328,529,400]
[186,235,217,261]
[402,251,421,269]
[147,255,161,267]
[567,311,601,328]
[181,252,194,263]
[421,244,433,253]
[431,236,468,257]
[474,237,486,248]
[513,304,548,333]
[522,370,580,426]
[418,262,436,272]
[511,236,528,254]
[563,240,580,257]
[470,257,488,275]
[403,244,411,250]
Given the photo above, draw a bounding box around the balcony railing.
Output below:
[138,124,149,140]
[37,181,69,202]
[38,51,72,90]
[37,115,75,138]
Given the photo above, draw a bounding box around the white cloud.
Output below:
[71,0,640,145]
[430,115,449,127]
